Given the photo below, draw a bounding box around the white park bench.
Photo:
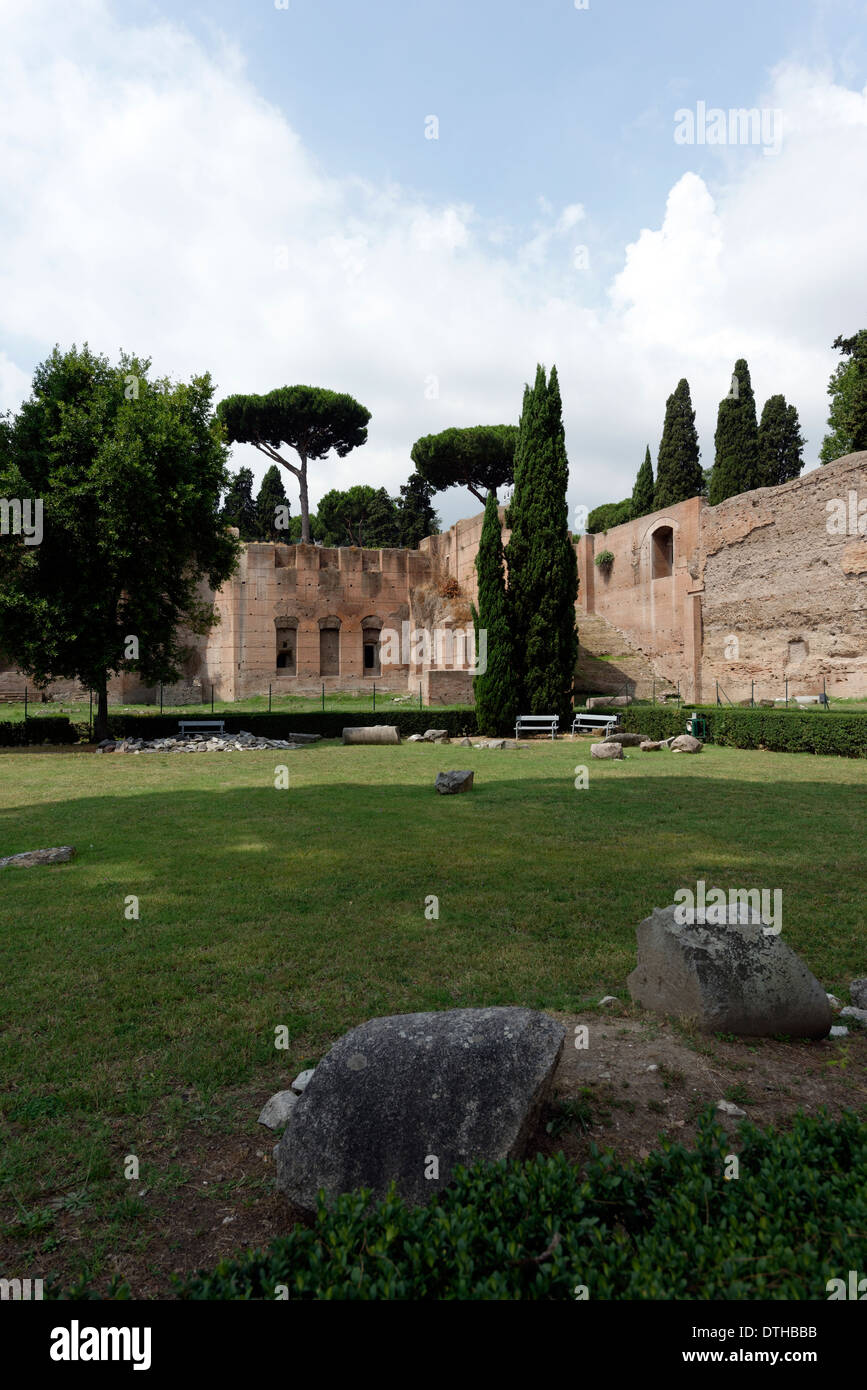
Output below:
[178,720,226,737]
[571,712,620,737]
[515,714,559,740]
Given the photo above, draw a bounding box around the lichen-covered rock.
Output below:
[850,978,867,1010]
[627,903,832,1038]
[275,1007,565,1212]
[0,846,75,869]
[435,769,474,793]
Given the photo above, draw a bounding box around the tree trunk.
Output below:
[298,455,310,543]
[93,678,109,742]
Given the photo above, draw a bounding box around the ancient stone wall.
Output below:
[574,496,704,698]
[2,455,865,708]
[572,451,867,702]
[697,452,867,701]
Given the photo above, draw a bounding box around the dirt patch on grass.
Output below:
[539,1009,867,1165]
[4,1023,865,1299]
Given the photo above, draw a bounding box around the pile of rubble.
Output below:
[96,731,311,754]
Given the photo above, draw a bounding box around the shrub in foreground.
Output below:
[178,1110,866,1300]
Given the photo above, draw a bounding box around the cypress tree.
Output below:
[397,472,440,547]
[504,364,578,722]
[631,445,655,517]
[653,379,703,509]
[255,465,290,540]
[221,466,257,539]
[473,491,519,735]
[708,359,761,504]
[757,395,805,487]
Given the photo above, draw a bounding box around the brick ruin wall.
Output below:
[1,453,865,707]
[574,451,867,702]
[696,453,867,702]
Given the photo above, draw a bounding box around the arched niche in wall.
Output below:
[360,614,383,676]
[650,524,675,579]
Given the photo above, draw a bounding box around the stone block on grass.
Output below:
[626,903,832,1038]
[275,1007,565,1212]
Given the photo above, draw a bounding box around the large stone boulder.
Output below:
[669,734,703,753]
[423,729,450,743]
[627,903,832,1038]
[590,741,624,759]
[275,1007,565,1212]
[435,769,474,793]
[640,740,665,751]
[602,731,645,747]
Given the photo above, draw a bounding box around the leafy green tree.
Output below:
[410,424,518,505]
[472,491,519,735]
[0,344,238,741]
[654,379,703,509]
[221,466,257,539]
[287,512,320,543]
[587,499,632,533]
[631,446,655,517]
[820,331,867,461]
[504,364,578,722]
[255,464,290,540]
[757,396,805,486]
[708,360,761,504]
[316,485,399,547]
[396,472,440,547]
[217,386,370,543]
[820,358,857,464]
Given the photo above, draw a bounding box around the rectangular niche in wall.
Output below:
[361,617,382,676]
[319,618,341,676]
[276,619,297,674]
[788,638,808,665]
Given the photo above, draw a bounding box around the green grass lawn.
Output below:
[1,739,865,1288]
[1,690,468,721]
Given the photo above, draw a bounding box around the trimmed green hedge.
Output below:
[0,717,77,747]
[102,709,478,741]
[175,1110,866,1300]
[583,705,867,757]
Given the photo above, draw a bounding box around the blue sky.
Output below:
[1,0,866,525]
[180,0,863,280]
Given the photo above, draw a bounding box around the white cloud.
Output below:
[0,4,865,525]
